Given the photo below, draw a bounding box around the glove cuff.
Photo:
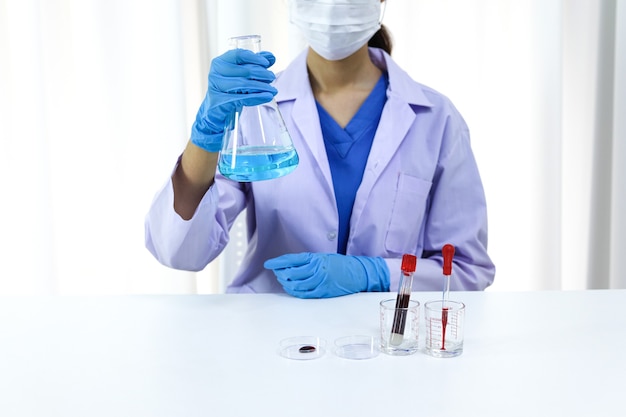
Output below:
[190,128,223,153]
[355,256,390,292]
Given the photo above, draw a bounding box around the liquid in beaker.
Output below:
[425,300,465,358]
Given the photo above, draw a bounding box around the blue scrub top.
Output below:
[316,73,389,254]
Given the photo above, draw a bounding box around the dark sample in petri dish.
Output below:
[299,345,317,353]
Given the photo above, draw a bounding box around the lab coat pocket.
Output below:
[384,173,432,254]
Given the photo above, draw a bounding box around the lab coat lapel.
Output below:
[368,95,416,177]
[362,48,432,178]
[276,50,334,195]
[291,93,334,188]
[352,95,415,212]
[351,48,433,237]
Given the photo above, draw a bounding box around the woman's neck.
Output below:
[306,45,382,95]
[305,45,384,128]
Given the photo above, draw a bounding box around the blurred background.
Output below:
[1,0,624,295]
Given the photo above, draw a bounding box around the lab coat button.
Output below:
[327,231,337,240]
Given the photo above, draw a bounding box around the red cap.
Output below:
[401,254,417,274]
[442,244,455,275]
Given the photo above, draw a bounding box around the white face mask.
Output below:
[289,0,384,61]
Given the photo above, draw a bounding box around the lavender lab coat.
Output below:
[145,48,495,293]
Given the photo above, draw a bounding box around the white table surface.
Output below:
[0,290,625,417]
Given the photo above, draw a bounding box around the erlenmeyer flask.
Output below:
[218,35,299,182]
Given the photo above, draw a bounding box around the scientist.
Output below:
[145,0,495,297]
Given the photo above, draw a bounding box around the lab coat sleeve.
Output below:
[144,163,244,271]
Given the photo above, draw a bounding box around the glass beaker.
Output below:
[218,35,299,182]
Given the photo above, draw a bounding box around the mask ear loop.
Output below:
[379,0,387,25]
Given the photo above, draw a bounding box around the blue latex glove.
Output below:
[191,49,278,152]
[264,253,390,299]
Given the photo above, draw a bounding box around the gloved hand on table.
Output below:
[264,252,390,298]
[191,49,278,152]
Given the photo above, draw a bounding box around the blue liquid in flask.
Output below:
[218,145,299,182]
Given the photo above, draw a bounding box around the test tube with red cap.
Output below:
[390,254,418,346]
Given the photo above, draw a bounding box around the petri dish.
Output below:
[334,335,379,360]
[278,336,326,360]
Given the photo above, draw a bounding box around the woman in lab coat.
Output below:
[145,0,495,297]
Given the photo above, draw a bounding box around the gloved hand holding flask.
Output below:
[264,252,390,298]
[190,48,278,152]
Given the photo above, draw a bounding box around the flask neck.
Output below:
[229,35,261,52]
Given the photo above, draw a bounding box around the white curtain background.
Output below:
[0,0,624,295]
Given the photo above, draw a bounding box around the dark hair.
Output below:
[368,24,393,55]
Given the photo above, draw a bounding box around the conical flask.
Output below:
[218,35,299,182]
